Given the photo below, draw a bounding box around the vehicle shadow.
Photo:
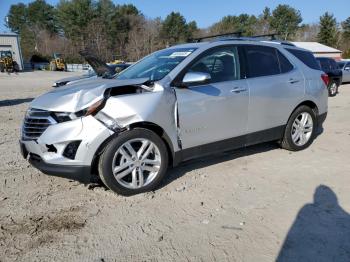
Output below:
[276,185,350,262]
[162,142,279,188]
[0,98,33,107]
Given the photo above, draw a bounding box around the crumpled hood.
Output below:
[54,74,94,85]
[31,77,149,112]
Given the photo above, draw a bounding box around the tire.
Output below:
[98,128,169,196]
[281,105,317,151]
[13,62,19,72]
[328,81,338,97]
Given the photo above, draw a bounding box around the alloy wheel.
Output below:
[291,112,314,146]
[111,138,161,189]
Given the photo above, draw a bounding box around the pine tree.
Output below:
[270,5,302,40]
[317,12,338,47]
[342,17,350,40]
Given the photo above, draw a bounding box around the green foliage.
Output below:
[317,12,338,47]
[210,14,257,36]
[27,0,57,33]
[270,5,302,40]
[342,17,350,40]
[342,49,350,59]
[6,3,27,33]
[160,12,195,44]
[56,0,96,41]
[5,1,350,61]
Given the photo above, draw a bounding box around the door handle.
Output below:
[288,79,300,84]
[230,87,247,93]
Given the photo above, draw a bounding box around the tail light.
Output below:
[321,74,329,86]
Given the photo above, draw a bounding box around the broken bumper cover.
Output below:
[20,115,114,183]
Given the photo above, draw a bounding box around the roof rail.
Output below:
[251,33,280,40]
[189,31,295,46]
[190,31,243,43]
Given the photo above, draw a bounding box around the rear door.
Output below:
[243,45,305,134]
[175,45,249,149]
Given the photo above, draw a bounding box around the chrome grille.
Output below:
[22,108,56,140]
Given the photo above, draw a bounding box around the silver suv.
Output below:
[20,37,328,195]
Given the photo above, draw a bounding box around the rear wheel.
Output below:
[281,105,317,151]
[98,128,168,196]
[328,81,338,97]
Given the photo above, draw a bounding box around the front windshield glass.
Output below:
[116,47,197,81]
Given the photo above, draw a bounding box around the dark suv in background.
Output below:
[316,57,343,97]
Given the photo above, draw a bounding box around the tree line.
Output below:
[5,0,350,62]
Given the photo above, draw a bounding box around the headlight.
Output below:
[52,99,105,123]
[53,112,78,122]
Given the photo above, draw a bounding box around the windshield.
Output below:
[116,47,197,81]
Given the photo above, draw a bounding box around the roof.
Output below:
[173,38,297,50]
[292,42,342,53]
[0,32,18,37]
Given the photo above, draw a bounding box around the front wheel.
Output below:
[98,128,168,196]
[281,106,317,151]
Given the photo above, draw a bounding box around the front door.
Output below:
[175,46,249,149]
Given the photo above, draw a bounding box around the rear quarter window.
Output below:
[286,48,321,70]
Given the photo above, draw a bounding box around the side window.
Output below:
[286,49,321,70]
[245,45,280,78]
[277,50,294,73]
[187,46,240,83]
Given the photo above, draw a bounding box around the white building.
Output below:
[0,32,24,70]
[292,42,342,61]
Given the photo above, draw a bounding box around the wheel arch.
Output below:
[283,100,319,137]
[291,100,319,119]
[128,121,175,167]
[90,121,176,180]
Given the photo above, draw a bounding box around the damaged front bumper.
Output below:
[20,115,114,183]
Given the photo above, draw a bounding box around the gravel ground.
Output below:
[0,71,350,262]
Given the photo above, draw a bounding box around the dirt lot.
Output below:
[0,71,350,261]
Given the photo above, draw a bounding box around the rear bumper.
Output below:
[27,151,91,184]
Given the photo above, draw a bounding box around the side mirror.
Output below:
[182,72,211,87]
[345,67,350,71]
